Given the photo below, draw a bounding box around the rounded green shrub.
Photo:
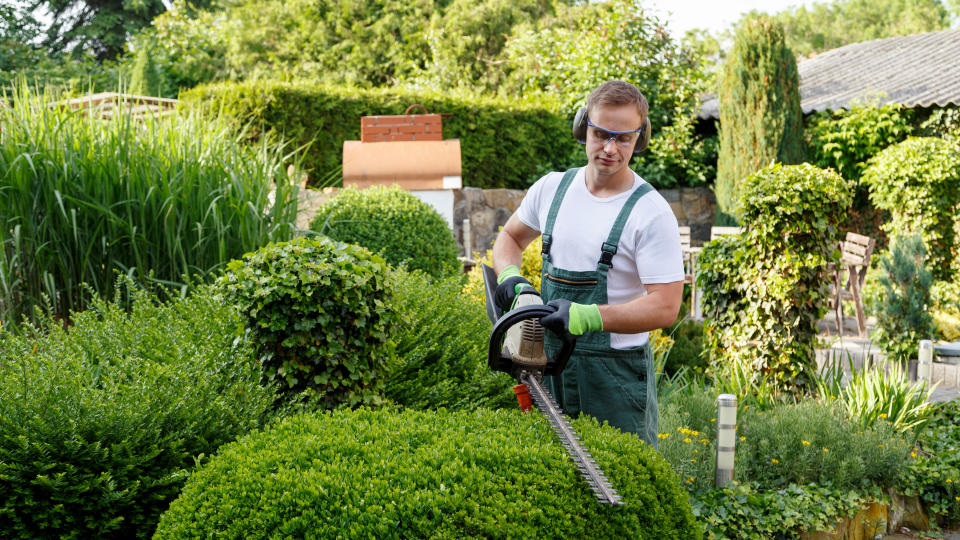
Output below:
[311,185,461,278]
[217,236,397,409]
[0,283,275,538]
[862,136,960,281]
[385,267,514,410]
[154,408,702,539]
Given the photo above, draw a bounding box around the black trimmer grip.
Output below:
[487,304,575,377]
[481,263,502,323]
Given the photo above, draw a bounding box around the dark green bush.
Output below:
[312,186,461,278]
[862,136,960,281]
[868,234,936,362]
[216,236,397,409]
[715,15,805,224]
[154,408,703,539]
[664,318,707,376]
[0,283,275,538]
[384,268,514,410]
[182,80,580,189]
[699,163,853,396]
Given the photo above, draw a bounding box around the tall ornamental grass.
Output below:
[0,86,298,327]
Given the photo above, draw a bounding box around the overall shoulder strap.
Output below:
[541,168,580,261]
[598,182,654,271]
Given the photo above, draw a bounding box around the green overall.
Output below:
[541,168,659,447]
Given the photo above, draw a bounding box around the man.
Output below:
[491,80,684,447]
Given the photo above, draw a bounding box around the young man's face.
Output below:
[585,103,644,179]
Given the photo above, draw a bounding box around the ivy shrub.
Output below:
[154,408,703,539]
[931,279,960,341]
[0,283,275,538]
[862,136,960,281]
[868,234,936,362]
[216,236,397,409]
[311,186,461,279]
[902,399,960,524]
[806,103,913,181]
[384,268,514,410]
[694,482,883,540]
[182,80,580,189]
[698,163,853,396]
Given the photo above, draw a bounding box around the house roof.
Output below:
[698,28,960,120]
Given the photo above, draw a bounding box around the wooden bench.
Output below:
[829,232,876,337]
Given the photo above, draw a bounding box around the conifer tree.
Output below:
[129,45,162,96]
[715,15,804,224]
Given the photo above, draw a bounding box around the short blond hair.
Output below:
[586,81,649,120]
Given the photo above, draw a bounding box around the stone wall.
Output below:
[452,186,717,257]
[294,185,718,256]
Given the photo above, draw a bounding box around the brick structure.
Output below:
[360,106,443,142]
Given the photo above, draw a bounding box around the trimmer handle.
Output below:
[487,304,575,377]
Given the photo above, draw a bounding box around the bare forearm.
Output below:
[597,282,683,333]
[491,214,539,275]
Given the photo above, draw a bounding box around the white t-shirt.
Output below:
[517,168,684,349]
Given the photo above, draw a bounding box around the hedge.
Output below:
[154,408,703,539]
[0,283,275,538]
[181,80,581,189]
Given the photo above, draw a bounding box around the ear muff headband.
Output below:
[572,106,651,154]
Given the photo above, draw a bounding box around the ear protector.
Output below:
[572,106,651,154]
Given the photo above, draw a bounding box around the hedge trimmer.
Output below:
[481,264,623,506]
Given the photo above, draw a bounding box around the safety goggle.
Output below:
[586,118,643,148]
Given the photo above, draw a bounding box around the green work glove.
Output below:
[540,299,603,337]
[494,265,536,312]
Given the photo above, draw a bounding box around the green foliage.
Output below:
[128,43,163,96]
[311,186,461,278]
[502,0,714,188]
[217,237,398,410]
[414,0,558,91]
[932,279,960,341]
[806,102,914,181]
[902,399,960,523]
[835,361,937,435]
[155,408,703,539]
[463,236,543,307]
[770,0,950,58]
[384,268,514,410]
[694,482,883,540]
[35,0,170,61]
[665,318,707,376]
[863,137,960,281]
[182,80,579,189]
[715,15,805,223]
[868,234,937,362]
[660,384,910,495]
[699,164,853,396]
[0,282,275,538]
[0,85,298,328]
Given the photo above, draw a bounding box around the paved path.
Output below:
[883,530,960,539]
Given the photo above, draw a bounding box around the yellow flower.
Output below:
[690,459,697,463]
[658,433,670,439]
[947,479,953,483]
[711,418,716,422]
[911,451,918,459]
[956,496,960,502]
[823,448,829,453]
[802,440,811,446]
[688,477,695,483]
[771,458,779,464]
[683,438,692,444]
[739,436,746,442]
[879,413,887,419]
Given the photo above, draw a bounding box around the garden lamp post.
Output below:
[715,394,737,488]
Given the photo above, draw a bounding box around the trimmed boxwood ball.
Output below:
[217,236,397,409]
[154,408,702,539]
[310,185,461,278]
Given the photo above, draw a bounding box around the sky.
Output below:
[647,0,823,36]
